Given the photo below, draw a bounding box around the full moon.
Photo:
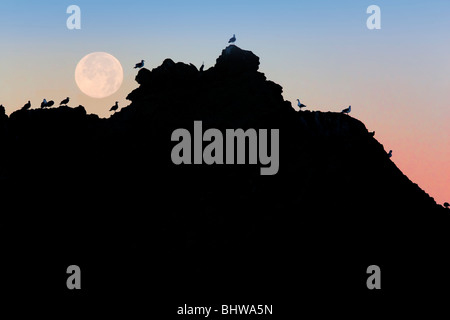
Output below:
[75,52,123,98]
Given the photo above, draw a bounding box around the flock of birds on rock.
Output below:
[23,97,71,110]
[130,34,236,75]
[18,97,122,114]
[296,99,395,158]
[15,55,151,114]
[2,34,448,209]
[8,34,234,115]
[297,98,352,115]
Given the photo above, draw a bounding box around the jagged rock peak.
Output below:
[215,45,260,74]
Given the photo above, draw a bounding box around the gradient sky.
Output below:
[0,0,449,204]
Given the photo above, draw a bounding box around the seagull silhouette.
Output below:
[134,60,145,69]
[388,150,392,158]
[41,99,54,108]
[228,34,236,44]
[296,99,307,110]
[22,100,31,111]
[110,101,119,112]
[60,97,70,105]
[200,61,204,72]
[341,105,351,114]
[43,100,54,108]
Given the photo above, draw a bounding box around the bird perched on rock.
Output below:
[200,61,204,72]
[341,105,351,114]
[134,60,145,69]
[296,99,307,110]
[41,100,54,108]
[388,150,392,158]
[60,97,70,106]
[110,101,119,112]
[444,202,449,209]
[22,100,31,110]
[228,34,236,44]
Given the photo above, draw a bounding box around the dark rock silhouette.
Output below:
[0,104,6,140]
[1,45,449,308]
[0,104,5,120]
[214,45,259,76]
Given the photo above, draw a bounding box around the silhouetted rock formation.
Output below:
[1,45,448,308]
[215,44,259,75]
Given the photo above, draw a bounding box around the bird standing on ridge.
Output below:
[388,150,392,158]
[200,61,204,72]
[22,101,31,110]
[110,101,119,112]
[60,97,70,106]
[444,202,449,209]
[341,105,351,115]
[40,99,54,108]
[228,34,236,44]
[296,99,307,110]
[134,60,145,69]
